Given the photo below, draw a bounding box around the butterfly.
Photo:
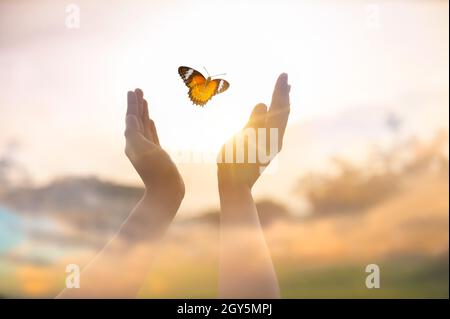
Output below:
[178,66,229,106]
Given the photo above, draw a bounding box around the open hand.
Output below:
[217,73,291,190]
[125,89,184,199]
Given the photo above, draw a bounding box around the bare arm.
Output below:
[217,73,290,298]
[218,183,281,298]
[57,89,184,298]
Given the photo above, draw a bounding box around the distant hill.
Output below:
[0,177,295,246]
[1,177,144,237]
[183,199,293,227]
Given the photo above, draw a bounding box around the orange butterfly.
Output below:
[178,66,229,106]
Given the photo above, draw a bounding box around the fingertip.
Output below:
[277,73,289,87]
[273,74,289,100]
[246,103,267,128]
[254,103,268,113]
[127,91,138,114]
[134,89,145,118]
[271,73,290,110]
[127,90,136,101]
[249,103,267,120]
[135,88,143,98]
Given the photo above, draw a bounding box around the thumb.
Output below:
[245,103,267,129]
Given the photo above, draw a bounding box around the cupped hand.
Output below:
[217,73,291,190]
[125,89,184,198]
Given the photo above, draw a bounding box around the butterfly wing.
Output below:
[178,66,206,88]
[212,79,230,95]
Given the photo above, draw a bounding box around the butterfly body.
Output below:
[178,66,229,106]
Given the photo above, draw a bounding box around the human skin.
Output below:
[56,89,184,298]
[217,73,291,298]
[57,73,290,298]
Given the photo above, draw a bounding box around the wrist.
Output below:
[145,173,185,205]
[218,168,252,202]
[218,176,260,226]
[218,179,252,201]
[217,165,252,192]
[135,178,184,240]
[218,179,251,197]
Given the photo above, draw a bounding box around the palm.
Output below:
[125,89,181,189]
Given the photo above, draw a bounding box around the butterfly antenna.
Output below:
[210,73,227,78]
[203,66,210,77]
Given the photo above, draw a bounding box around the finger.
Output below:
[135,88,145,130]
[127,91,139,117]
[125,112,155,155]
[135,88,144,116]
[127,90,144,133]
[150,118,160,146]
[127,91,143,133]
[142,99,154,141]
[267,73,291,147]
[125,114,143,146]
[270,73,290,111]
[245,103,267,129]
[143,98,160,146]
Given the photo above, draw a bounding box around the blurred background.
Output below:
[0,0,448,298]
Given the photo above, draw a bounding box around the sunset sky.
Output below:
[0,0,448,299]
[0,0,448,212]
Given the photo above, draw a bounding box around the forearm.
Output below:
[218,182,280,299]
[57,187,183,298]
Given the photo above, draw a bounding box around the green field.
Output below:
[138,254,448,299]
[278,256,449,298]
